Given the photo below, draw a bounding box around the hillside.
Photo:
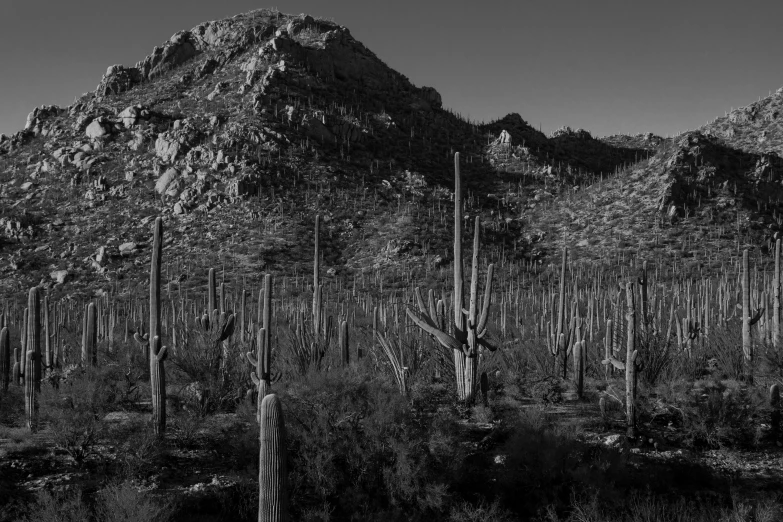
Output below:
[1,8,782,299]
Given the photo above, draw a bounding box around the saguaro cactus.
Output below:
[339,320,349,366]
[604,319,614,381]
[601,282,644,438]
[82,302,97,366]
[25,287,41,431]
[208,267,217,318]
[149,217,167,436]
[313,215,321,336]
[258,394,288,522]
[775,239,781,349]
[551,247,571,378]
[624,282,641,439]
[406,153,496,403]
[742,249,764,382]
[12,348,21,385]
[20,307,27,381]
[574,339,585,399]
[248,274,279,405]
[771,383,780,437]
[0,326,9,392]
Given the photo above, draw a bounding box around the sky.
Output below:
[1,1,783,139]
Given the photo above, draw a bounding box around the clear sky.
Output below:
[1,1,782,138]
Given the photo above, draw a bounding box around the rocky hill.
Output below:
[1,8,782,298]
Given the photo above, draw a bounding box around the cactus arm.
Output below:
[405,308,462,352]
[477,264,495,334]
[602,356,626,370]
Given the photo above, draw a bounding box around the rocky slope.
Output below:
[1,8,782,298]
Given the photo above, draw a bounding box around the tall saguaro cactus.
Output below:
[550,247,571,378]
[406,152,496,403]
[149,217,167,435]
[313,215,322,337]
[25,287,41,431]
[624,282,639,439]
[248,274,279,404]
[339,320,349,366]
[259,394,288,522]
[83,302,97,366]
[774,239,781,349]
[742,249,764,382]
[0,326,9,392]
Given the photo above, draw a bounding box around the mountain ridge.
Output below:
[1,8,782,299]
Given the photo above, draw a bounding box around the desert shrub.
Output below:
[15,482,173,522]
[679,379,765,449]
[94,481,174,522]
[279,368,451,519]
[110,420,165,480]
[449,498,515,522]
[15,489,91,522]
[542,489,783,522]
[636,329,674,388]
[703,326,748,381]
[39,366,115,465]
[171,317,252,413]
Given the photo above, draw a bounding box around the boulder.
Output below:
[50,270,68,285]
[118,105,141,127]
[155,133,180,162]
[85,118,110,140]
[156,167,179,194]
[118,242,137,254]
[302,114,334,143]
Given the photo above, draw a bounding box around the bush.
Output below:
[39,366,113,465]
[16,489,91,522]
[279,368,451,519]
[94,481,174,522]
[680,379,765,449]
[15,482,173,522]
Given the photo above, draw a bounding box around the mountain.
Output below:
[1,8,781,298]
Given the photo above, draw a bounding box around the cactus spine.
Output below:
[25,287,41,431]
[258,394,288,522]
[149,217,166,436]
[0,326,9,392]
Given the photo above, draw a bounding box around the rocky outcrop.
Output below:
[136,30,200,81]
[97,65,143,96]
